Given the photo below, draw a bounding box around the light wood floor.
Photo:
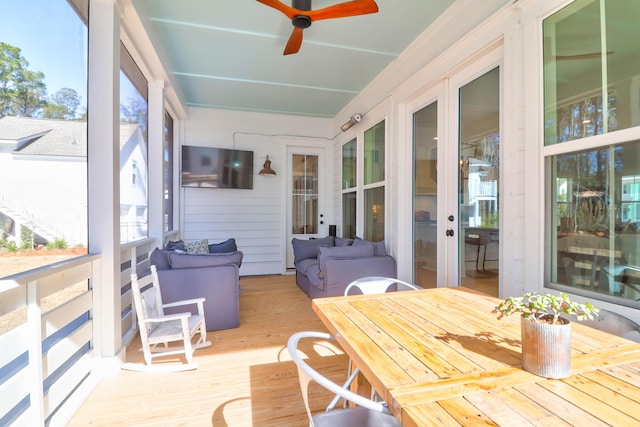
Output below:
[68,274,349,427]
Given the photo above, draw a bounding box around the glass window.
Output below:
[414,101,438,288]
[364,121,385,184]
[292,154,318,235]
[342,192,356,239]
[164,110,174,232]
[342,138,357,189]
[551,141,640,303]
[0,0,88,278]
[120,44,148,243]
[364,186,385,241]
[543,0,640,145]
[545,0,640,306]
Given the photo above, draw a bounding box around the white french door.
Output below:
[286,147,327,269]
[411,48,502,295]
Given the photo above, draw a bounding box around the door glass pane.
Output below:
[552,140,640,305]
[459,67,500,296]
[543,0,640,145]
[364,121,385,184]
[342,138,357,189]
[364,186,384,241]
[292,154,318,235]
[342,192,356,239]
[413,102,438,288]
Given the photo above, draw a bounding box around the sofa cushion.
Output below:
[295,258,318,275]
[307,267,324,289]
[164,240,185,251]
[317,244,375,278]
[184,239,210,254]
[353,237,387,256]
[208,238,237,253]
[149,248,171,270]
[373,241,387,256]
[292,236,335,263]
[335,237,354,247]
[169,251,243,269]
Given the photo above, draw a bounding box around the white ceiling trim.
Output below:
[150,17,399,57]
[173,72,360,94]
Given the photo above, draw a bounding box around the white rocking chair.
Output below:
[122,265,211,372]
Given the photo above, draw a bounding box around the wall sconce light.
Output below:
[340,113,362,132]
[259,155,277,176]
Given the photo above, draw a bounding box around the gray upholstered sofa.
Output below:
[292,236,397,298]
[149,238,242,331]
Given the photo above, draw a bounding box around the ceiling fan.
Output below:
[257,0,379,55]
[553,51,614,61]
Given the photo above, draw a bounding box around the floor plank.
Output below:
[68,274,344,427]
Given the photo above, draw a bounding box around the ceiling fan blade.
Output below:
[284,27,304,55]
[256,0,298,19]
[554,51,614,61]
[308,0,379,21]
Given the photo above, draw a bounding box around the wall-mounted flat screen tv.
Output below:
[181,145,254,189]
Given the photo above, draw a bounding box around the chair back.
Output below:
[131,265,165,335]
[344,276,420,296]
[288,331,389,424]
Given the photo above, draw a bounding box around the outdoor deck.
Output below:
[67,274,344,426]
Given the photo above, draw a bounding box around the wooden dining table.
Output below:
[311,287,640,426]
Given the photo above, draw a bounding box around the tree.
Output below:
[42,88,81,119]
[0,42,47,118]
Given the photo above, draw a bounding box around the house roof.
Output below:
[0,116,87,157]
[0,116,140,157]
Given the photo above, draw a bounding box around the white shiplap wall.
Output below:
[181,107,333,275]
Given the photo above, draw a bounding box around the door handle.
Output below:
[446,229,455,237]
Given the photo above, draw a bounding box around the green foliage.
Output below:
[494,292,599,325]
[47,238,68,250]
[0,42,46,118]
[42,88,81,119]
[1,42,79,119]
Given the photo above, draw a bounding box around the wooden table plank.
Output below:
[312,287,640,426]
[537,376,640,425]
[436,396,501,426]
[513,382,611,427]
[398,401,462,427]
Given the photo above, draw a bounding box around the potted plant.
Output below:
[493,292,599,378]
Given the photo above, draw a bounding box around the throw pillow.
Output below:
[335,237,354,247]
[373,241,387,256]
[184,239,209,254]
[149,248,171,270]
[164,240,185,251]
[168,251,243,269]
[291,236,335,263]
[317,244,375,279]
[208,238,238,253]
[352,237,387,256]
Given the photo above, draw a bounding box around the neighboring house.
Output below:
[0,116,146,247]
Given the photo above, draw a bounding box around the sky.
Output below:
[1,0,89,111]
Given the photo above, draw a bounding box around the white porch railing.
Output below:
[0,237,157,426]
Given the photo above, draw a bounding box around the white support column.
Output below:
[148,80,165,247]
[88,0,121,358]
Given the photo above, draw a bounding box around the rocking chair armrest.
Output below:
[162,297,206,309]
[144,312,191,323]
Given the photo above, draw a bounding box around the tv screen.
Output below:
[181,146,254,189]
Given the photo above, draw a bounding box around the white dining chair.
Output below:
[288,331,401,427]
[344,276,421,296]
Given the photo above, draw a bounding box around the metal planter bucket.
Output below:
[521,316,571,379]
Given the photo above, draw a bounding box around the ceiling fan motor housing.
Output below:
[292,15,312,28]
